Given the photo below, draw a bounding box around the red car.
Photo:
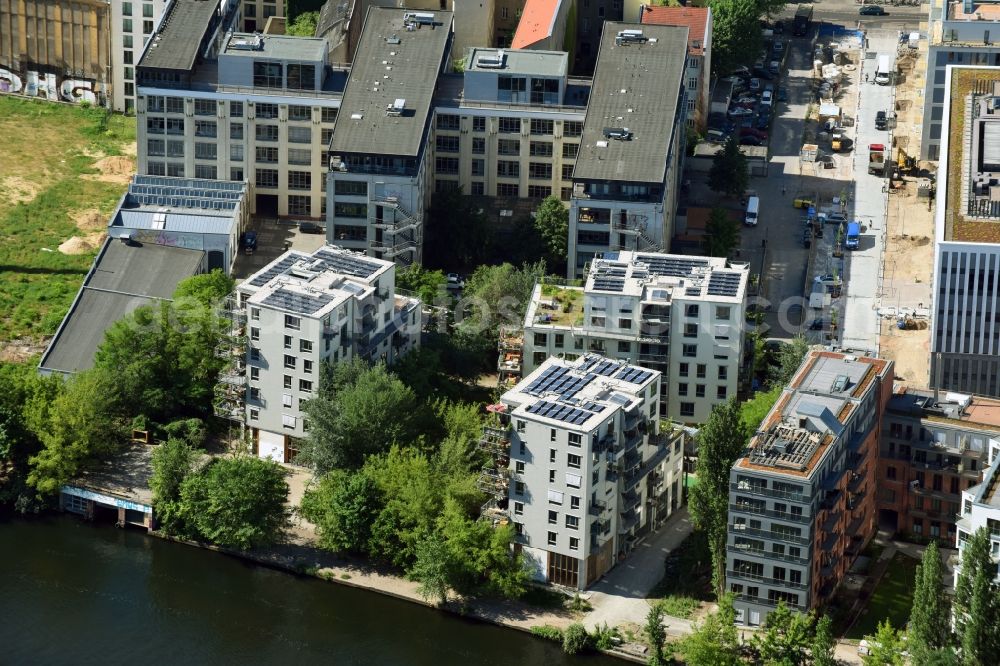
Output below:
[740,127,769,141]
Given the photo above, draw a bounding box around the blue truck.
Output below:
[845,222,860,250]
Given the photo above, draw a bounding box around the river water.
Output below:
[0,517,622,665]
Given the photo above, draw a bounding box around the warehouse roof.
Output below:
[139,0,220,71]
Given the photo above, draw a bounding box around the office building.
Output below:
[325,8,452,266]
[879,387,1000,542]
[111,0,169,112]
[522,251,748,424]
[639,5,712,130]
[484,354,684,589]
[136,0,343,219]
[567,23,688,278]
[727,352,893,626]
[921,0,1000,160]
[218,244,420,462]
[930,66,1000,398]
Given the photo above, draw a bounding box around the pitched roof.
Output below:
[639,5,709,55]
[511,0,564,49]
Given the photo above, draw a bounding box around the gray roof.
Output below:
[573,23,688,183]
[330,8,452,157]
[112,210,236,235]
[139,0,220,71]
[466,48,568,77]
[39,240,204,374]
[223,33,327,61]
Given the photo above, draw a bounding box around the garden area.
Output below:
[0,97,135,353]
[844,551,919,639]
[647,530,714,619]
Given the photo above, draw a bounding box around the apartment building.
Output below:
[242,0,282,32]
[573,0,624,74]
[727,352,893,626]
[431,47,588,201]
[486,354,684,589]
[218,244,420,463]
[510,0,571,52]
[639,5,712,130]
[878,388,1000,543]
[325,8,452,266]
[921,0,1000,160]
[522,251,748,424]
[567,23,688,278]
[955,441,1000,585]
[135,0,343,219]
[930,66,1000,398]
[111,0,169,112]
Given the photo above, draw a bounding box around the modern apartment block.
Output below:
[878,387,1000,543]
[218,244,420,463]
[111,0,169,112]
[486,354,685,589]
[639,5,712,130]
[241,0,283,32]
[727,351,893,626]
[567,23,688,278]
[522,251,748,424]
[930,66,1000,398]
[431,47,588,201]
[325,8,453,266]
[955,440,1000,585]
[135,0,343,218]
[921,0,1000,160]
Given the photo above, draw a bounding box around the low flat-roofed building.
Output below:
[39,239,206,375]
[728,351,894,626]
[567,22,689,277]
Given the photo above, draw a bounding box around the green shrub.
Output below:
[530,625,564,642]
[563,623,590,655]
[592,622,621,650]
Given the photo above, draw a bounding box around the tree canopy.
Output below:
[704,207,740,258]
[709,0,764,76]
[172,270,234,305]
[679,594,741,666]
[908,541,953,661]
[285,11,319,37]
[708,135,750,198]
[954,527,1000,663]
[425,186,493,270]
[861,619,906,666]
[533,196,569,272]
[395,264,447,306]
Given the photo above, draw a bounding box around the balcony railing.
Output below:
[727,570,807,590]
[589,499,607,517]
[728,524,810,546]
[731,482,809,504]
[732,594,807,613]
[730,504,810,523]
[726,544,810,565]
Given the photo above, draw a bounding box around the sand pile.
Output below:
[73,209,106,231]
[58,232,105,255]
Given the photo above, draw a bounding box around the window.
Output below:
[497,160,519,177]
[472,116,486,132]
[530,119,554,135]
[570,496,581,510]
[287,64,316,90]
[548,489,563,504]
[697,364,707,378]
[284,335,293,350]
[147,139,165,156]
[288,126,312,143]
[565,515,580,530]
[514,502,524,516]
[471,159,485,177]
[122,2,132,16]
[562,143,579,159]
[253,62,283,88]
[288,148,312,166]
[250,327,260,341]
[530,141,553,157]
[283,374,293,389]
[716,306,731,320]
[561,164,574,180]
[299,339,313,353]
[436,114,460,130]
[548,531,557,546]
[569,537,579,551]
[472,137,486,154]
[194,165,216,180]
[123,18,133,33]
[565,473,582,488]
[230,101,243,117]
[678,363,689,377]
[146,161,165,176]
[146,117,165,135]
[257,103,279,119]
[335,180,367,196]
[717,386,727,399]
[284,355,296,369]
[549,448,557,463]
[249,408,259,421]
[498,117,521,133]
[684,322,698,338]
[548,510,558,524]
[678,383,688,396]
[195,142,216,159]
[528,185,552,198]
[256,124,279,142]
[435,157,459,174]
[436,135,460,153]
[529,162,552,179]
[685,304,700,317]
[683,344,697,357]
[123,34,133,49]
[256,169,278,188]
[249,348,260,361]
[230,144,244,162]
[303,360,313,374]
[497,183,519,196]
[680,402,695,417]
[166,97,184,114]
[143,19,153,34]
[282,414,297,429]
[288,171,311,190]
[567,453,581,469]
[618,341,630,353]
[564,121,583,137]
[285,314,301,330]
[498,139,520,155]
[321,107,338,123]
[471,182,484,195]
[718,366,728,380]
[549,470,556,483]
[334,202,366,218]
[288,105,311,121]
[194,99,215,116]
[299,379,313,393]
[166,118,184,135]
[515,460,526,475]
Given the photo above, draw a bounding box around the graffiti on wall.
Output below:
[0,68,99,105]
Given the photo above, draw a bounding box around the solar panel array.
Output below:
[707,271,742,297]
[523,364,596,398]
[312,248,381,278]
[591,264,628,292]
[615,366,653,384]
[525,399,597,425]
[261,287,336,315]
[247,254,302,287]
[634,254,710,277]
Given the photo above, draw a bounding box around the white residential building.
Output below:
[522,251,748,424]
[221,245,420,463]
[486,354,685,589]
[955,439,1000,585]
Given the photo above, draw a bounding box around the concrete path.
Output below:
[582,507,695,632]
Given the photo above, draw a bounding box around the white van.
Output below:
[744,196,760,226]
[874,55,891,85]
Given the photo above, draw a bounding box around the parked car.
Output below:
[740,135,765,146]
[761,90,774,106]
[752,67,774,80]
[825,212,849,226]
[802,228,812,248]
[768,60,781,75]
[773,41,785,55]
[729,106,754,117]
[734,95,758,105]
[859,4,885,15]
[740,127,769,140]
[731,66,752,79]
[875,110,888,130]
[749,78,762,91]
[706,129,729,144]
[298,221,324,234]
[776,87,788,102]
[447,273,464,289]
[756,114,771,130]
[242,230,257,252]
[808,318,827,331]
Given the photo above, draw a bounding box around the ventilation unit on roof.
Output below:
[386,35,401,44]
[477,49,506,68]
[403,11,435,25]
[386,98,405,116]
[229,34,264,51]
[615,29,647,45]
[603,127,633,141]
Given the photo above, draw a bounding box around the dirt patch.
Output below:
[0,337,50,363]
[58,232,105,255]
[82,155,136,185]
[0,176,41,206]
[72,208,107,231]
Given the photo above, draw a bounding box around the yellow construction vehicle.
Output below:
[897,148,916,174]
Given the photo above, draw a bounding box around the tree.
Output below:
[395,264,447,306]
[0,363,61,510]
[861,619,906,666]
[688,398,750,598]
[953,527,1000,664]
[176,456,289,550]
[300,468,384,554]
[172,270,234,305]
[299,362,418,472]
[811,614,837,666]
[709,0,764,76]
[908,541,952,660]
[679,594,741,666]
[533,196,569,271]
[459,261,546,337]
[411,535,452,606]
[563,623,590,656]
[645,603,668,666]
[149,437,196,532]
[751,602,812,665]
[767,336,811,389]
[425,185,493,269]
[708,135,749,198]
[703,207,740,258]
[285,10,319,36]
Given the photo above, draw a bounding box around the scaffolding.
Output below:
[477,420,512,524]
[497,325,523,390]
[213,293,248,422]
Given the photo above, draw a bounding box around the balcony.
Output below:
[726,544,810,566]
[730,504,810,523]
[727,570,807,590]
[514,533,531,546]
[731,482,809,504]
[728,524,810,546]
[732,594,807,613]
[589,499,607,516]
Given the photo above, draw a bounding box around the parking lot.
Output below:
[232,218,328,281]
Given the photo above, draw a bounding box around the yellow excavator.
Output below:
[897,148,916,174]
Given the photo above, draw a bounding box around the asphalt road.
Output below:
[776,0,926,32]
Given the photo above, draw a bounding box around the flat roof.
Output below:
[639,6,710,55]
[511,0,564,49]
[40,240,204,374]
[330,8,452,157]
[139,0,220,71]
[68,445,156,508]
[223,32,327,61]
[466,47,568,77]
[573,23,688,184]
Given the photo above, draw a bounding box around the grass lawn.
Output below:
[845,552,919,639]
[648,530,713,619]
[0,97,135,344]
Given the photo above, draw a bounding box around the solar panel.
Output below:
[706,272,742,297]
[592,277,625,292]
[261,287,336,315]
[247,254,302,287]
[589,360,620,377]
[525,399,596,425]
[312,248,381,278]
[615,366,653,384]
[634,254,710,278]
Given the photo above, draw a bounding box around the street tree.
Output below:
[645,603,668,666]
[679,594,741,666]
[533,196,569,271]
[709,0,764,76]
[811,614,837,666]
[703,207,740,258]
[751,602,812,665]
[908,541,953,660]
[708,135,749,198]
[767,335,811,389]
[688,398,751,598]
[861,619,906,666]
[953,527,1000,663]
